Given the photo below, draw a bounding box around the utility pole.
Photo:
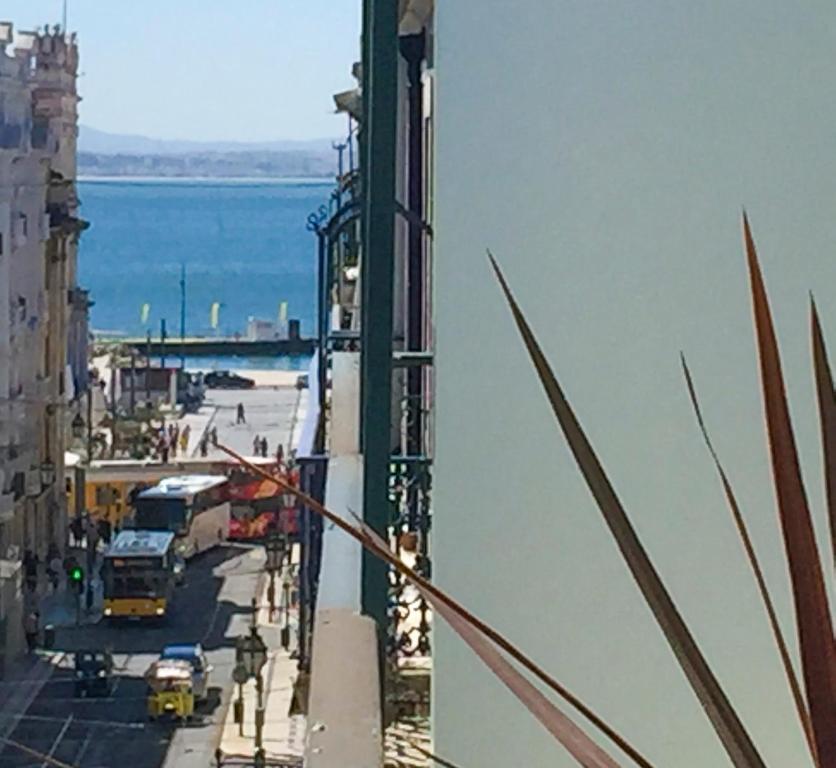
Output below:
[145,331,152,404]
[160,318,167,369]
[86,382,93,460]
[179,264,186,370]
[129,351,136,416]
[62,0,68,32]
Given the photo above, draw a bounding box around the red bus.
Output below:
[225,460,300,541]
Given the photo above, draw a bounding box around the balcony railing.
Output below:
[387,456,432,660]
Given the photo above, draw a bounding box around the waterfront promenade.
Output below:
[176,370,308,460]
[99,336,315,357]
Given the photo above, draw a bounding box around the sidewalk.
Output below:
[22,547,105,630]
[175,403,219,458]
[217,575,305,766]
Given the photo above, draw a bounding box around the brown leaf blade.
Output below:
[489,252,767,768]
[811,297,836,567]
[681,353,819,766]
[359,522,623,768]
[743,214,836,766]
[217,444,657,768]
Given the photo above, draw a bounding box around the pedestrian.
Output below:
[160,433,170,464]
[170,434,178,459]
[236,402,246,424]
[261,437,268,458]
[72,515,85,547]
[98,516,113,546]
[199,437,208,457]
[179,426,189,454]
[210,426,218,446]
[47,544,62,593]
[24,610,39,653]
[275,443,284,466]
[253,434,261,456]
[86,517,100,571]
[22,549,38,593]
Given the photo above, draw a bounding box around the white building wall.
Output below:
[433,4,835,768]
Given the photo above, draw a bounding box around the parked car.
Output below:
[74,649,113,697]
[204,370,255,390]
[159,643,212,702]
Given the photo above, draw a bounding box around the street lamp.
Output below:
[71,412,85,439]
[233,598,269,767]
[40,458,56,488]
[265,531,286,622]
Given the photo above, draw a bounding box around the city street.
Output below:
[0,544,265,768]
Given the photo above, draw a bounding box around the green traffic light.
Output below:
[70,567,83,582]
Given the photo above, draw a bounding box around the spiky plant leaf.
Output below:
[743,214,836,765]
[489,252,767,768]
[681,354,818,766]
[810,297,836,566]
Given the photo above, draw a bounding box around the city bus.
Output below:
[132,475,231,558]
[102,530,179,621]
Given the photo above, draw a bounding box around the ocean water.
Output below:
[78,178,330,341]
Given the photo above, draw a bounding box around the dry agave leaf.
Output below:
[810,297,836,567]
[743,214,836,766]
[489,252,766,768]
[681,353,818,766]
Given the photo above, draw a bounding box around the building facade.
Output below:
[0,23,86,668]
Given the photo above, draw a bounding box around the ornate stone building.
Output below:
[0,23,86,669]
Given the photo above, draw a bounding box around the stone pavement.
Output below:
[217,573,305,766]
[174,372,307,461]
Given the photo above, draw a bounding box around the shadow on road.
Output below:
[0,544,263,768]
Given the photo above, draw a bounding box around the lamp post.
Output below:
[39,458,56,490]
[265,530,286,622]
[234,598,268,767]
[71,412,84,440]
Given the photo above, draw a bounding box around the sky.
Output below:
[1,0,361,141]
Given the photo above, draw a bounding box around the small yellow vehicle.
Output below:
[145,659,195,723]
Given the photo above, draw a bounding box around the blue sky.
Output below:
[1,0,361,141]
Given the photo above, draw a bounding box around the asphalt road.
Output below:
[1,544,265,768]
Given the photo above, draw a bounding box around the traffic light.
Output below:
[69,566,84,593]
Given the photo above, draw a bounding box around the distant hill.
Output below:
[79,125,336,155]
[77,126,338,179]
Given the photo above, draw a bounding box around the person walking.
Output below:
[210,426,218,446]
[199,437,209,457]
[236,403,246,424]
[24,610,39,653]
[253,434,261,456]
[47,544,62,593]
[70,515,84,548]
[22,549,38,593]
[261,437,268,458]
[179,425,190,454]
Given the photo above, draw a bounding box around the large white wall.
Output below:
[433,4,836,767]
